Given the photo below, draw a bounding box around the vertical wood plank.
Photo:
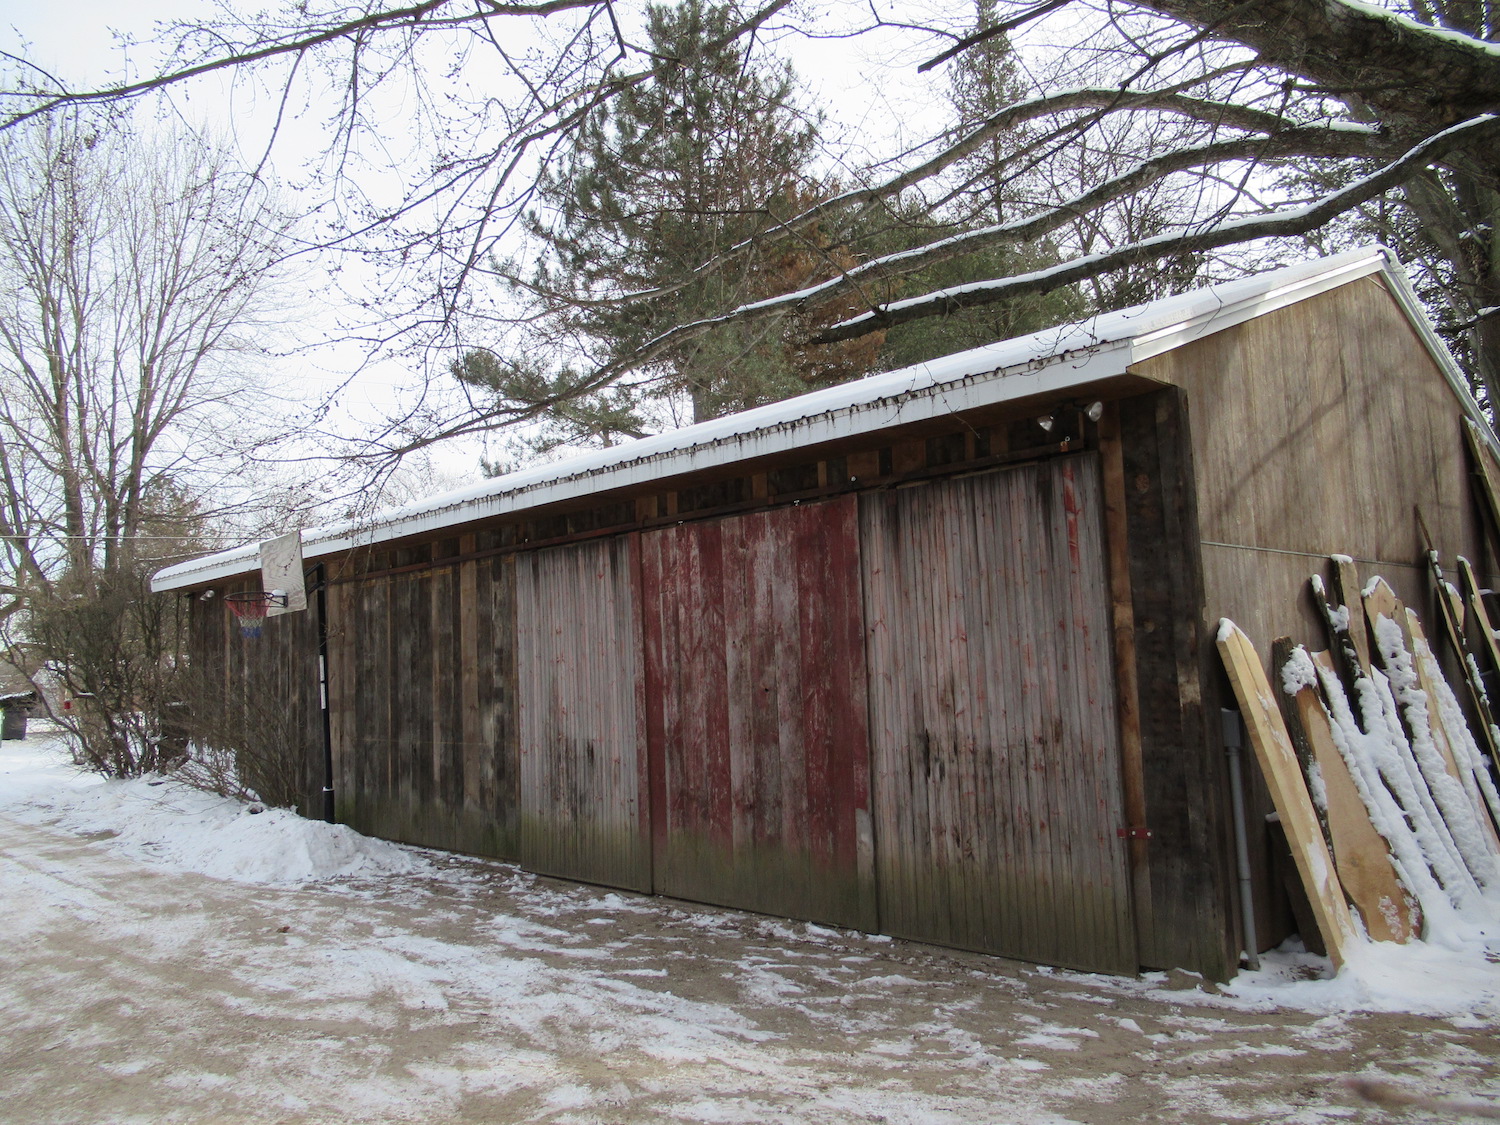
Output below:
[459,545,481,810]
[861,455,1136,973]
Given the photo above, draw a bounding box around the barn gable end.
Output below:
[1131,273,1493,957]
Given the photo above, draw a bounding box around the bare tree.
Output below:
[0,114,293,773]
[5,0,1496,441]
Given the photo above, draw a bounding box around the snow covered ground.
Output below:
[3,730,1499,1124]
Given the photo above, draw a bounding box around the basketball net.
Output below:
[225,592,285,639]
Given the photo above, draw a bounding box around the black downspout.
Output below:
[311,562,336,824]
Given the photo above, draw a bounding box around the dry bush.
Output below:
[173,660,309,811]
[26,567,190,778]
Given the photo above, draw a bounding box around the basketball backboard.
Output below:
[259,531,307,616]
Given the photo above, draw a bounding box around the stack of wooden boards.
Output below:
[1218,552,1500,969]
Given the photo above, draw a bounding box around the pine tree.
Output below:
[501,0,839,433]
[870,1,1086,371]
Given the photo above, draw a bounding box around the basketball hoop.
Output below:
[225,591,289,638]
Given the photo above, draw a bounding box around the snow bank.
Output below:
[1220,934,1500,1019]
[0,732,424,886]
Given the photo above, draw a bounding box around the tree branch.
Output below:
[916,0,1072,72]
[811,112,1500,342]
[0,0,607,130]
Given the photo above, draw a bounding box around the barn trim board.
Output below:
[155,247,1497,980]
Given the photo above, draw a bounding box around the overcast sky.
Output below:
[0,1,965,495]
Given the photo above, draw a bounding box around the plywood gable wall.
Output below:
[1131,275,1486,654]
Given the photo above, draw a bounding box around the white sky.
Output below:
[0,1,488,487]
[0,1,964,497]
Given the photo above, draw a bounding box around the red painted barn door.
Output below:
[639,494,876,930]
[860,454,1135,973]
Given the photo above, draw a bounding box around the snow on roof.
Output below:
[151,245,1481,592]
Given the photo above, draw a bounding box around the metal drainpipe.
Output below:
[1221,708,1260,971]
[312,562,336,824]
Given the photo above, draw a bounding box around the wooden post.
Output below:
[1098,405,1153,950]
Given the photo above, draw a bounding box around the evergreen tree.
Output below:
[871,2,1085,371]
[464,0,866,441]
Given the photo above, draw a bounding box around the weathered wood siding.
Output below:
[1132,276,1487,653]
[639,496,876,930]
[860,455,1136,973]
[193,580,323,814]
[515,537,649,891]
[1132,276,1493,955]
[330,555,519,858]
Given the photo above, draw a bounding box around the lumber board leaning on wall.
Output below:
[1218,621,1358,969]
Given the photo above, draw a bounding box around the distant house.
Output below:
[153,247,1496,979]
[1,663,40,740]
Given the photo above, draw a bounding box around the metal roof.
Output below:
[151,245,1486,592]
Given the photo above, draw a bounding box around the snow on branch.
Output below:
[1321,0,1500,58]
[601,113,1463,361]
[594,75,1358,311]
[811,113,1500,342]
[427,114,1496,447]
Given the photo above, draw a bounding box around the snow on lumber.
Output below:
[1217,621,1358,968]
[0,732,423,886]
[1237,556,1500,991]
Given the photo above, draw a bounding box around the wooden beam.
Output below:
[1421,533,1500,770]
[1292,649,1417,943]
[1459,556,1500,684]
[1407,608,1500,851]
[1098,406,1154,947]
[1330,556,1373,677]
[1217,621,1358,969]
[1463,417,1500,565]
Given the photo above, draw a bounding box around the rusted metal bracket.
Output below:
[1116,826,1152,840]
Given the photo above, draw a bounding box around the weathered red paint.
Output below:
[639,494,875,930]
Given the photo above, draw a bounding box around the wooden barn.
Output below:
[152,247,1499,980]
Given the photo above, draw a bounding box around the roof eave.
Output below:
[151,339,1139,592]
[153,246,1480,594]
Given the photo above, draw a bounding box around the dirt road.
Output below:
[1,811,1494,1124]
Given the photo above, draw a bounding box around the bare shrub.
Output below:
[174,660,308,811]
[26,566,191,779]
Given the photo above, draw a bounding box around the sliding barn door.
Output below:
[515,537,650,892]
[860,454,1135,973]
[639,495,876,930]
